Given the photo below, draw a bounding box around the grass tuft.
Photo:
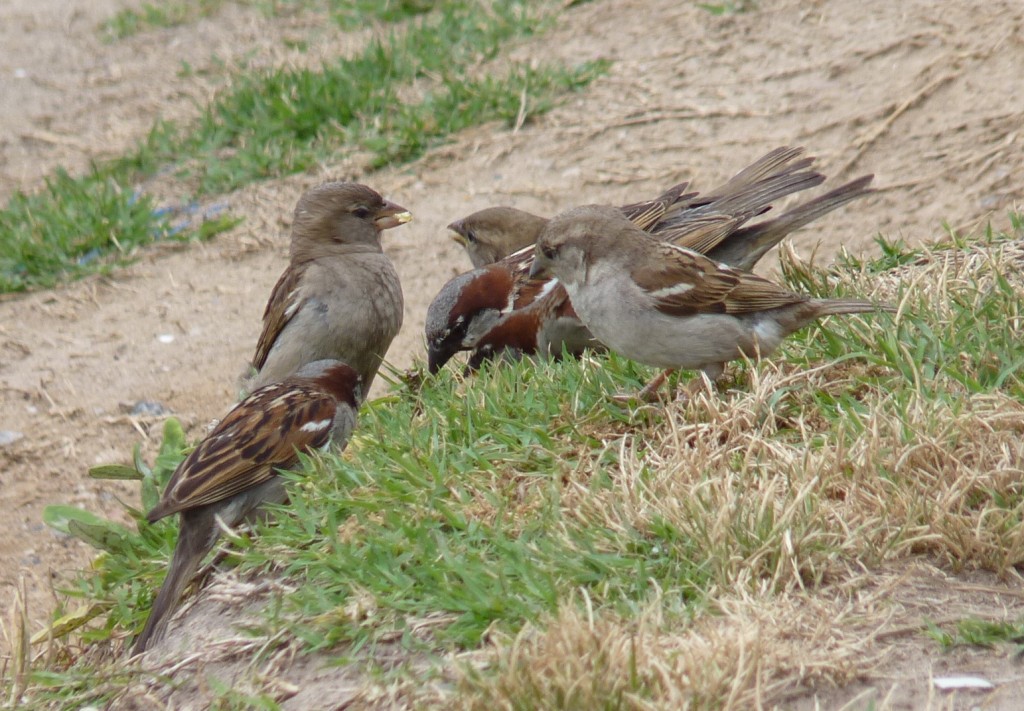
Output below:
[0,168,237,292]
[102,0,228,40]
[4,1,607,293]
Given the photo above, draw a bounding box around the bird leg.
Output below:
[638,368,675,400]
[685,363,726,398]
[613,362,726,405]
[613,368,675,404]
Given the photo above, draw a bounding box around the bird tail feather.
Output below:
[132,515,213,655]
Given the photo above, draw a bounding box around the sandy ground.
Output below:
[1,0,1023,705]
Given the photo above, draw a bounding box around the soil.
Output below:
[1,0,1023,706]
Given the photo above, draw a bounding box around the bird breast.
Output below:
[565,274,761,371]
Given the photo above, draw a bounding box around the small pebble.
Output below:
[157,333,175,344]
[933,675,995,691]
[0,431,24,447]
[130,400,169,417]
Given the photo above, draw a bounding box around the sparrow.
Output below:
[428,147,873,374]
[449,207,549,269]
[446,145,820,268]
[247,182,412,398]
[530,205,894,399]
[132,360,361,654]
[460,277,601,372]
[424,259,605,373]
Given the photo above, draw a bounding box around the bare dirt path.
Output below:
[1,0,1023,705]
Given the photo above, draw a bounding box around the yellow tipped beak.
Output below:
[375,210,413,230]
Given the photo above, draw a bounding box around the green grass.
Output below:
[101,0,437,40]
[926,617,1024,652]
[2,0,606,294]
[781,229,1024,402]
[141,1,601,195]
[0,168,239,292]
[243,358,705,651]
[696,0,757,15]
[17,221,1024,707]
[102,0,228,39]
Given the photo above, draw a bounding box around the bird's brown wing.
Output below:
[149,385,337,520]
[656,214,744,255]
[620,182,695,231]
[631,243,807,317]
[252,263,308,371]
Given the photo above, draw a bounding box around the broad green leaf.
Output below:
[67,519,132,554]
[42,505,113,535]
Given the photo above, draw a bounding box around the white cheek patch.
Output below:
[536,278,560,300]
[300,418,333,433]
[650,282,695,298]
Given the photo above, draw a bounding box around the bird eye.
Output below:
[465,229,477,243]
[352,206,371,219]
[541,245,557,260]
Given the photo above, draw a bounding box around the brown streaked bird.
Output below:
[132,360,361,655]
[530,205,894,399]
[428,147,874,373]
[460,278,602,372]
[247,182,412,398]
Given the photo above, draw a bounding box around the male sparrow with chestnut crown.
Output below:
[133,360,361,654]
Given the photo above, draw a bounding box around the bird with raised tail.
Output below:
[429,146,875,375]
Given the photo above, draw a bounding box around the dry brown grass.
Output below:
[439,230,1024,709]
[12,228,1024,708]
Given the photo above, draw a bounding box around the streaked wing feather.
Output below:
[501,244,536,279]
[159,387,336,514]
[631,247,737,315]
[620,182,690,231]
[511,277,556,309]
[722,276,809,313]
[252,264,307,370]
[655,215,744,255]
[633,244,806,316]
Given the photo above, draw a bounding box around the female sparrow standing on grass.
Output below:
[132,360,361,654]
[248,182,412,398]
[530,205,894,400]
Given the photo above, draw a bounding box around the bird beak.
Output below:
[528,259,549,279]
[447,220,467,247]
[375,200,413,230]
[427,342,459,374]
